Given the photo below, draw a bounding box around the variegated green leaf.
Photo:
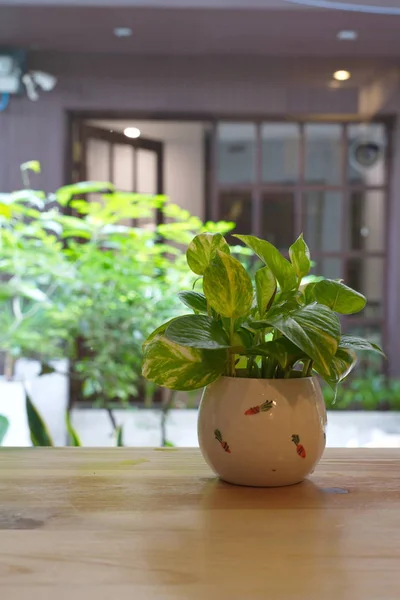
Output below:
[266,303,340,378]
[289,234,311,280]
[302,281,317,304]
[234,234,297,293]
[203,250,253,318]
[178,291,208,313]
[255,266,276,316]
[142,317,180,351]
[339,335,386,357]
[142,335,226,391]
[244,338,307,369]
[186,233,230,275]
[327,347,358,385]
[165,315,231,349]
[314,279,366,314]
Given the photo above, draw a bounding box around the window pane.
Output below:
[219,191,252,242]
[217,123,256,185]
[347,123,387,186]
[311,258,342,280]
[349,190,385,252]
[261,123,299,184]
[113,144,134,192]
[305,124,342,185]
[303,191,343,253]
[261,192,295,251]
[346,257,384,318]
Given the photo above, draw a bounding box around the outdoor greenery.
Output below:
[143,232,384,392]
[0,161,234,408]
[323,374,400,411]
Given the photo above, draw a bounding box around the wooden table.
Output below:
[1,448,400,600]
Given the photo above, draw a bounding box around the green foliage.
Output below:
[115,425,124,447]
[203,251,253,318]
[66,411,82,447]
[25,389,54,446]
[0,164,234,405]
[143,232,383,392]
[0,415,9,445]
[323,374,400,411]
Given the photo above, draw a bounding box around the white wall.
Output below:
[89,120,206,220]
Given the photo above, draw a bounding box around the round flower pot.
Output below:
[198,376,327,487]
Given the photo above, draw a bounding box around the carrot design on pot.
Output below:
[244,400,273,416]
[214,429,231,453]
[292,434,306,458]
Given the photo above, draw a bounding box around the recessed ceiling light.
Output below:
[337,30,358,41]
[333,70,351,81]
[124,127,141,139]
[114,27,132,38]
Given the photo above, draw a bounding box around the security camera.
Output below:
[30,71,57,92]
[22,70,57,101]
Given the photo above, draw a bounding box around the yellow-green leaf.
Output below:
[21,160,41,173]
[314,279,366,314]
[289,234,311,280]
[255,266,276,316]
[234,234,297,293]
[186,233,230,275]
[142,334,226,391]
[203,250,253,318]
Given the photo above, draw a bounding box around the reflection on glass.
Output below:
[349,190,385,252]
[305,124,342,185]
[303,191,342,253]
[217,123,256,185]
[261,192,295,251]
[219,192,252,242]
[311,258,342,281]
[346,257,384,318]
[261,123,299,184]
[347,123,386,186]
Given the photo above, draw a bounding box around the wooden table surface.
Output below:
[1,448,400,600]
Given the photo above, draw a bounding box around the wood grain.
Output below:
[1,448,400,600]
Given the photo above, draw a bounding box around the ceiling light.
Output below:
[282,1,400,15]
[113,27,132,38]
[333,70,351,81]
[337,30,358,41]
[124,127,141,139]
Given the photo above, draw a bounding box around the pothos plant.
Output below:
[142,232,384,393]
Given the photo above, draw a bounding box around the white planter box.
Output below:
[0,359,69,446]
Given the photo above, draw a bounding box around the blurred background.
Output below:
[1,0,400,448]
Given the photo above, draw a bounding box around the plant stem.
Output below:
[261,356,267,378]
[161,389,176,446]
[229,318,236,377]
[266,359,277,379]
[306,360,314,377]
[302,360,311,377]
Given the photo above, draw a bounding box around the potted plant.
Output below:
[142,232,384,487]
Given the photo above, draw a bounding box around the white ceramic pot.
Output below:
[198,376,327,487]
